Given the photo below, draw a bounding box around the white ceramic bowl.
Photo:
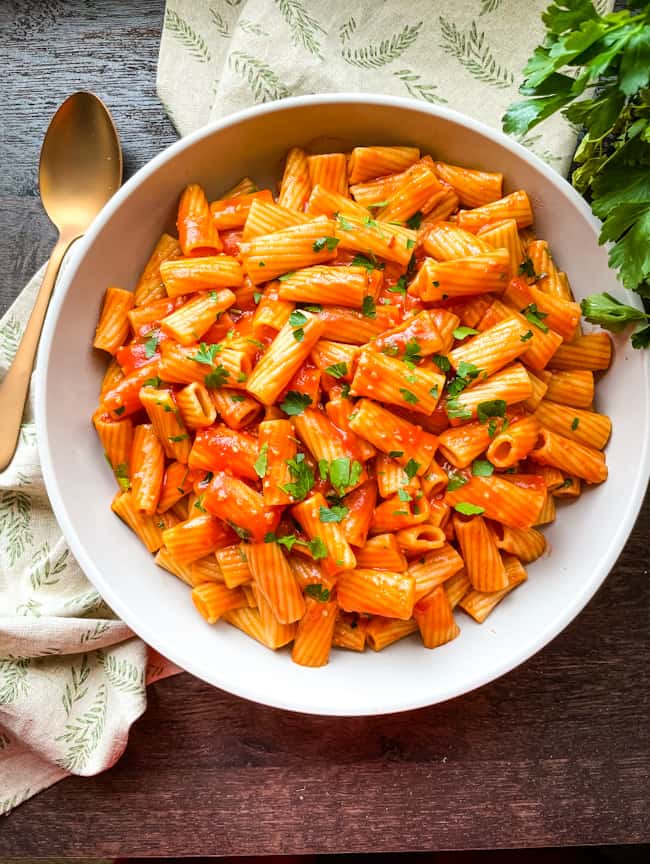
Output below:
[36,95,650,716]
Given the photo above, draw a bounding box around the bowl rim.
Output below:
[35,93,650,716]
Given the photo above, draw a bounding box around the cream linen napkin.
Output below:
[157,0,611,173]
[0,262,180,817]
[2,0,614,818]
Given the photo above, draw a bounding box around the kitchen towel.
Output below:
[1,0,613,817]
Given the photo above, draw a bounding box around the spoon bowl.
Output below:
[0,91,122,470]
[39,91,122,231]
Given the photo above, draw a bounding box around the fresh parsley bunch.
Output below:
[503,0,650,348]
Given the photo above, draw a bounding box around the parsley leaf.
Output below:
[477,399,507,424]
[433,353,451,372]
[308,537,328,560]
[519,257,537,279]
[326,457,362,496]
[325,362,348,379]
[404,458,420,480]
[192,342,222,366]
[389,275,408,295]
[453,326,479,340]
[472,459,494,477]
[446,400,472,420]
[453,502,485,516]
[406,211,423,230]
[289,310,308,328]
[278,272,295,282]
[351,253,384,271]
[520,329,534,342]
[338,214,354,231]
[305,583,331,601]
[280,391,313,416]
[361,296,377,318]
[114,462,130,491]
[280,455,315,501]
[204,365,230,388]
[143,330,159,359]
[571,417,580,431]
[143,376,162,388]
[313,236,340,252]
[388,450,404,458]
[521,303,549,333]
[399,388,418,405]
[580,292,650,331]
[446,471,468,492]
[319,504,349,523]
[254,443,269,478]
[403,339,423,365]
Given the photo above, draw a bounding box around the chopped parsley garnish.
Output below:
[361,296,376,318]
[406,238,416,250]
[246,337,265,349]
[446,471,468,492]
[406,211,423,230]
[168,434,189,442]
[289,310,308,328]
[453,326,478,340]
[301,304,322,313]
[204,365,230,388]
[520,329,534,342]
[323,457,362,496]
[114,406,125,416]
[313,236,340,252]
[381,343,399,357]
[404,458,420,480]
[279,391,312,416]
[446,400,472,420]
[477,399,507,425]
[192,342,222,366]
[193,494,207,513]
[143,330,159,359]
[340,383,351,399]
[325,362,348,379]
[432,353,451,372]
[453,502,485,516]
[571,417,580,430]
[308,537,328,560]
[143,376,162,388]
[280,453,315,501]
[319,504,349,523]
[403,339,423,366]
[368,200,389,210]
[398,487,411,502]
[351,253,384,271]
[521,303,549,333]
[447,361,481,398]
[228,522,251,541]
[430,385,439,399]
[399,388,419,405]
[293,328,305,342]
[305,583,331,601]
[264,531,306,551]
[237,371,248,382]
[253,443,268,478]
[472,460,494,477]
[114,462,130,491]
[519,257,537,279]
[389,276,408,295]
[278,272,295,281]
[338,214,354,231]
[230,394,246,402]
[388,450,404,458]
[253,291,262,303]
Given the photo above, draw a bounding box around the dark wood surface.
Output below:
[1,0,648,856]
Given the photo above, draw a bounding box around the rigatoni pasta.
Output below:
[91,142,613,667]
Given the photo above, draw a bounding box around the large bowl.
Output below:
[35,95,650,716]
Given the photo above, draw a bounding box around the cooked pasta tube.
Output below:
[291,595,338,667]
[134,233,182,306]
[366,617,419,651]
[414,586,460,649]
[176,183,221,256]
[246,540,305,624]
[160,256,243,296]
[433,161,503,208]
[457,190,533,233]
[93,286,134,354]
[337,569,415,620]
[411,250,510,302]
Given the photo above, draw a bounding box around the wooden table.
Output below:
[1,1,648,856]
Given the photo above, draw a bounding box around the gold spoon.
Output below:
[0,91,122,470]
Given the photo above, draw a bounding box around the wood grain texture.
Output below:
[0,0,649,856]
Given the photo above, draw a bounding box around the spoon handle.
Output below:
[0,234,76,471]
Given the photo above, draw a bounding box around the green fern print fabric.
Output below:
[0,264,180,817]
[157,0,611,174]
